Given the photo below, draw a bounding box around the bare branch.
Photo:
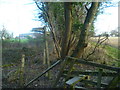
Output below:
[85,36,109,59]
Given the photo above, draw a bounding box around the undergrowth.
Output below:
[90,42,120,67]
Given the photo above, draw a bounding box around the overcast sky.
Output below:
[94,6,118,35]
[0,0,42,37]
[0,0,119,37]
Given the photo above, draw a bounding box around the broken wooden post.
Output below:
[20,54,25,87]
[97,68,103,88]
[45,41,50,78]
[18,34,21,46]
[44,26,50,79]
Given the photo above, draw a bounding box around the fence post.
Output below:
[43,49,46,64]
[20,54,25,87]
[46,41,50,79]
[97,68,103,88]
[44,27,50,79]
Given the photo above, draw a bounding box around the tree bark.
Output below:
[61,2,72,59]
[72,2,99,58]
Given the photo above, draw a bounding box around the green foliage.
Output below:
[74,2,83,6]
[73,21,83,32]
[110,30,118,37]
[88,25,95,37]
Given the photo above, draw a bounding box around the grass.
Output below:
[105,45,120,67]
[10,38,29,43]
[90,41,120,67]
[19,39,29,43]
[90,42,119,60]
[105,45,119,60]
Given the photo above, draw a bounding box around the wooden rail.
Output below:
[67,56,120,72]
[81,80,108,87]
[66,56,120,88]
[63,71,117,77]
[24,60,62,88]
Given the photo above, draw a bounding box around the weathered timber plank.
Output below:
[67,56,120,72]
[63,71,117,77]
[74,86,87,89]
[81,80,108,87]
[66,75,87,86]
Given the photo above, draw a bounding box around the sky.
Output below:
[0,0,43,37]
[0,0,119,37]
[94,4,118,35]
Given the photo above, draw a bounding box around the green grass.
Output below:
[105,45,120,67]
[90,41,120,67]
[20,39,29,43]
[12,38,29,43]
[90,42,119,60]
[3,38,29,44]
[105,45,119,60]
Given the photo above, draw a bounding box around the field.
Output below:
[91,37,119,49]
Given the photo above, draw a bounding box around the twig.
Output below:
[85,36,109,59]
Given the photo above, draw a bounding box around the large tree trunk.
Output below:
[61,2,72,59]
[53,2,99,87]
[72,2,99,58]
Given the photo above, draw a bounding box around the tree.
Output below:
[101,32,109,37]
[110,29,118,37]
[35,2,63,58]
[0,26,13,40]
[35,2,99,59]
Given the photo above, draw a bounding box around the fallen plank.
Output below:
[66,75,87,86]
[75,86,87,89]
[24,59,62,88]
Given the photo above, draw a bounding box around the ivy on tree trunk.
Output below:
[72,2,99,58]
[61,2,72,59]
